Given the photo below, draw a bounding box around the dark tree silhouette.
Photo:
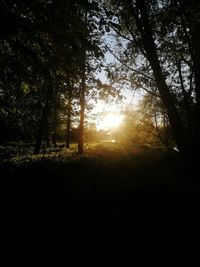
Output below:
[105,0,200,155]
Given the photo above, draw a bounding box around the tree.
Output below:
[0,0,105,154]
[137,94,173,147]
[65,76,73,148]
[76,0,105,154]
[104,0,200,156]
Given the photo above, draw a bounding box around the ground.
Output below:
[0,142,200,266]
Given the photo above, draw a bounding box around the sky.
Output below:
[98,28,143,106]
[93,50,142,114]
[88,31,143,128]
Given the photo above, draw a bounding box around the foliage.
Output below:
[103,0,200,154]
[1,0,200,157]
[0,0,106,153]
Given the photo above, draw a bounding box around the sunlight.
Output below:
[97,113,124,130]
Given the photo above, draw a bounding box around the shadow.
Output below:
[0,147,199,266]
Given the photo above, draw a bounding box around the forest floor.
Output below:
[1,142,200,266]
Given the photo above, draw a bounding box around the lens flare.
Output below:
[97,113,123,130]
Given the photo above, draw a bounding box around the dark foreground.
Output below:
[1,144,200,266]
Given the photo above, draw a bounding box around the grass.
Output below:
[0,142,199,266]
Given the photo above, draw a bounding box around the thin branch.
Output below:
[135,81,161,98]
[176,0,193,59]
[140,128,159,138]
[104,43,155,81]
[181,54,192,68]
[109,76,160,98]
[189,69,193,96]
[124,16,147,55]
[109,24,135,43]
[153,109,165,144]
[176,59,186,96]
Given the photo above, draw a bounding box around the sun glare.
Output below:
[97,113,124,130]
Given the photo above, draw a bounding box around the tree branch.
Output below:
[108,76,160,98]
[104,43,155,81]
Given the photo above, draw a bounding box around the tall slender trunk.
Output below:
[34,102,49,154]
[66,77,72,149]
[146,51,187,151]
[52,132,57,147]
[34,87,52,154]
[130,0,188,152]
[177,0,200,150]
[78,11,87,154]
[46,122,50,148]
[191,26,200,150]
[66,108,71,149]
[78,69,86,154]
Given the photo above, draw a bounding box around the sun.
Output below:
[97,113,124,130]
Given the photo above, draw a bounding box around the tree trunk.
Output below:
[178,0,200,152]
[34,103,49,154]
[44,117,51,148]
[66,77,72,149]
[78,72,86,154]
[131,0,188,153]
[78,12,87,154]
[46,132,51,148]
[190,20,200,151]
[66,116,71,149]
[52,132,57,147]
[34,87,52,154]
[146,51,187,151]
